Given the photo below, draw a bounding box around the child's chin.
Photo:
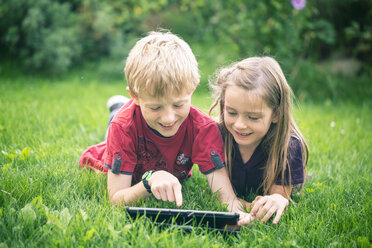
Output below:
[158,128,178,137]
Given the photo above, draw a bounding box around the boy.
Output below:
[79,31,251,224]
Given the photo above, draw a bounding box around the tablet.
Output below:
[124,207,240,230]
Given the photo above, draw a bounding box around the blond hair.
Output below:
[209,56,308,195]
[124,31,199,97]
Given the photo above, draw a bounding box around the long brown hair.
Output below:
[209,57,308,195]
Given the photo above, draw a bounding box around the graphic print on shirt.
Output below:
[176,152,190,166]
[132,138,193,184]
[137,137,159,163]
[133,137,164,183]
[174,152,191,180]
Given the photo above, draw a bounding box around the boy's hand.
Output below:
[250,194,289,224]
[148,170,183,207]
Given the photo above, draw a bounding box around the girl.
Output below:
[209,56,308,224]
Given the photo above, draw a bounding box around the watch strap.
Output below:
[142,170,154,193]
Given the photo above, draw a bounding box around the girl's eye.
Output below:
[173,104,184,108]
[150,106,161,111]
[227,111,237,116]
[248,116,259,120]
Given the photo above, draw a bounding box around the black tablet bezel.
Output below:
[124,207,240,229]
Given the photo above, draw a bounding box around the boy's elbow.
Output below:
[109,195,119,205]
[108,190,123,205]
[108,191,117,205]
[109,192,127,206]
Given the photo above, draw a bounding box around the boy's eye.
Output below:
[150,106,161,111]
[248,116,259,120]
[173,104,184,108]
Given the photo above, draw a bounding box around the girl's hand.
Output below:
[237,211,255,226]
[250,193,289,224]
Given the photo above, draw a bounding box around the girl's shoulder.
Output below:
[289,133,304,150]
[288,135,304,162]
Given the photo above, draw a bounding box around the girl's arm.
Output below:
[107,170,183,206]
[249,184,292,224]
[205,167,254,225]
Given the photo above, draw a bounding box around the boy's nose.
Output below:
[161,109,176,124]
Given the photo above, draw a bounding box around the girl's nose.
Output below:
[234,116,247,130]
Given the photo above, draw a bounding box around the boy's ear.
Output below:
[126,87,139,105]
[192,82,199,92]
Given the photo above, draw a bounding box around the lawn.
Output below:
[0,68,371,247]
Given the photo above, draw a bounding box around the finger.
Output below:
[256,201,273,219]
[255,207,266,219]
[157,186,168,202]
[251,195,263,205]
[251,196,267,216]
[165,182,175,202]
[273,208,284,225]
[237,214,254,226]
[250,202,260,216]
[261,206,276,223]
[243,202,252,210]
[152,187,161,200]
[173,182,183,207]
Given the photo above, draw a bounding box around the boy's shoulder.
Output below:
[110,100,138,131]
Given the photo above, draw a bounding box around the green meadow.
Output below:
[0,66,371,247]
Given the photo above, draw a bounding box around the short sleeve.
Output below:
[192,122,225,174]
[275,137,305,185]
[103,122,137,175]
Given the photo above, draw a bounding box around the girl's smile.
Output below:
[233,130,253,138]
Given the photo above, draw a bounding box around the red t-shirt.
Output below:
[79,100,225,184]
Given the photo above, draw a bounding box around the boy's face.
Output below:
[134,91,193,137]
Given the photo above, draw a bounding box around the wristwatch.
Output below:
[142,170,155,193]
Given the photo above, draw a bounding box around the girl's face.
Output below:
[224,85,277,153]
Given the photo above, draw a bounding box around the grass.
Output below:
[0,66,371,247]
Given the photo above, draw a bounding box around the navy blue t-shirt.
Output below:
[230,137,304,197]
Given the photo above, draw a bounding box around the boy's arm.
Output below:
[107,171,149,205]
[107,170,183,206]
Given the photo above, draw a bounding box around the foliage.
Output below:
[310,0,372,63]
[154,0,340,64]
[0,0,80,74]
[0,0,167,74]
[166,1,306,59]
[1,0,370,74]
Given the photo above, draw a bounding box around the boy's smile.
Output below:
[134,91,193,137]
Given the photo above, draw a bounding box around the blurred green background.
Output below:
[1,0,371,101]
